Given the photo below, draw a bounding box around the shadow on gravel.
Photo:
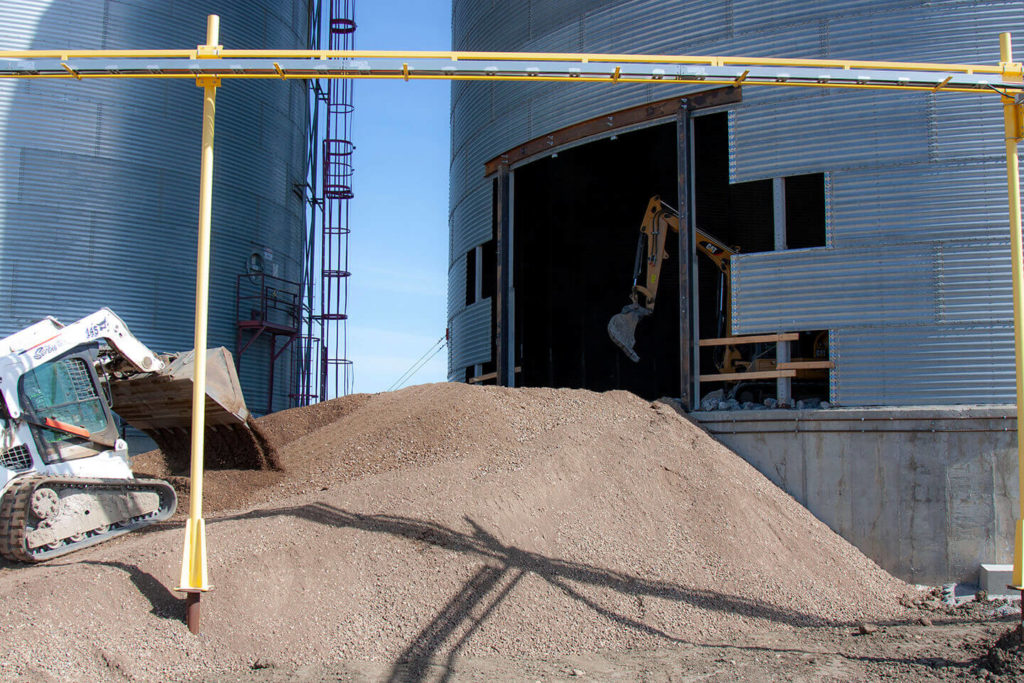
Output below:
[80,560,184,621]
[221,503,919,683]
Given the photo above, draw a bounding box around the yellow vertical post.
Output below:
[176,14,221,634]
[1001,32,1024,592]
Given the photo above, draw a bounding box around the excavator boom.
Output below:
[607,196,737,362]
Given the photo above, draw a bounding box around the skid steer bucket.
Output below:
[607,303,652,363]
[109,347,276,471]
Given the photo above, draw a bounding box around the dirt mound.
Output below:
[0,383,914,681]
[133,392,387,513]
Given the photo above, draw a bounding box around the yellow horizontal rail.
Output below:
[0,71,999,94]
[0,48,1006,75]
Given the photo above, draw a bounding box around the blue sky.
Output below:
[344,2,453,394]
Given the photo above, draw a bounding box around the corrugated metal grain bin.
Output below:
[449,0,1024,407]
[0,0,309,414]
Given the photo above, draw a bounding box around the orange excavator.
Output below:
[608,195,739,366]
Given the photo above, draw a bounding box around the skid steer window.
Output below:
[20,357,108,447]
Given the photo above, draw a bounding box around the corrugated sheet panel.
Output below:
[521,15,582,54]
[0,0,308,414]
[832,325,1016,406]
[582,1,730,53]
[708,21,827,60]
[730,0,921,35]
[827,2,1024,63]
[733,241,1015,332]
[731,246,938,333]
[453,1,530,52]
[453,0,622,52]
[931,92,1007,162]
[450,178,492,258]
[729,89,930,183]
[449,299,492,370]
[936,240,1013,323]
[831,161,1012,247]
[448,252,467,321]
[450,0,1024,403]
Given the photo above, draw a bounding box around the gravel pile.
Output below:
[0,383,911,681]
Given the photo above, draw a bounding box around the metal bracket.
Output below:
[1002,60,1024,81]
[195,40,224,88]
[195,43,223,58]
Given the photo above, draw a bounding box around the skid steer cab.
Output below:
[0,308,256,562]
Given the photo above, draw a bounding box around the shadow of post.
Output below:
[217,503,914,682]
[0,499,985,681]
[80,560,184,621]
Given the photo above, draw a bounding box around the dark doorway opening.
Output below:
[508,109,829,404]
[513,123,679,398]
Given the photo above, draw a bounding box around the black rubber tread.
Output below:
[0,476,177,563]
[0,485,11,560]
[0,476,37,562]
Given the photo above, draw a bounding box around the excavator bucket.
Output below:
[607,303,652,363]
[108,348,276,471]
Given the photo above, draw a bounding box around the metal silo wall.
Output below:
[0,0,309,414]
[450,0,1024,406]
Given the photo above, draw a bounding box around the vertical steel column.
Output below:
[495,163,513,386]
[473,244,484,379]
[773,177,791,407]
[1000,32,1024,594]
[507,172,516,384]
[294,0,325,407]
[177,13,220,635]
[676,99,696,410]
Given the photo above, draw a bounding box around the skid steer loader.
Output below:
[0,308,267,562]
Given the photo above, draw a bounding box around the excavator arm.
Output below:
[608,195,738,363]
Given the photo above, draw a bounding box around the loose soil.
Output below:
[0,383,1017,681]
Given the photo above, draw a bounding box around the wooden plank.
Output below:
[699,333,799,347]
[699,369,797,382]
[467,366,522,384]
[777,360,834,370]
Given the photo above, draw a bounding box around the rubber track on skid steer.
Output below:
[0,476,176,563]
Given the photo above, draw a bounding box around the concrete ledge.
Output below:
[694,405,1016,433]
[692,405,1019,585]
[981,564,1016,597]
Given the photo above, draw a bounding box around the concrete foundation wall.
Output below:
[692,406,1018,586]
